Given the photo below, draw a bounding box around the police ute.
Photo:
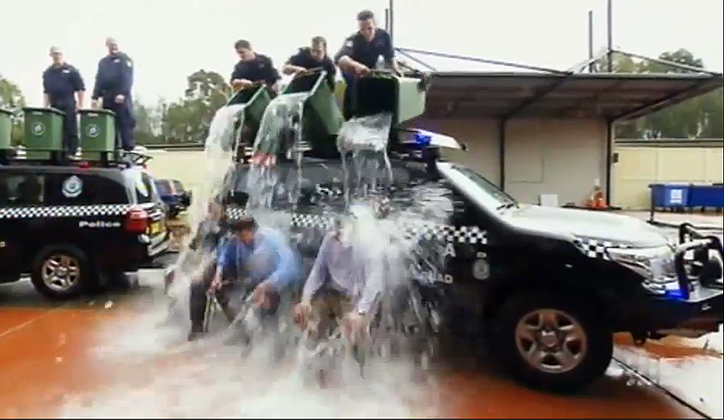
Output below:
[0,106,169,299]
[218,69,724,392]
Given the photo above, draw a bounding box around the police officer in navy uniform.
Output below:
[334,9,402,119]
[282,36,336,90]
[42,46,86,155]
[230,39,281,93]
[91,37,136,151]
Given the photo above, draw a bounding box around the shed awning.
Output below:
[423,72,724,121]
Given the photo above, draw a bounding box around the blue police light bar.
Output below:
[401,128,463,150]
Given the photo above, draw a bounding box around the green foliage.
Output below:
[593,49,722,139]
[0,74,27,145]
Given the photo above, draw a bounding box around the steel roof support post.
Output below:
[605,118,614,206]
[498,118,507,190]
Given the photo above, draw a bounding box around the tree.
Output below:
[155,70,231,144]
[0,75,27,145]
[593,49,722,139]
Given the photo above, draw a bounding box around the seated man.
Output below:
[189,215,299,341]
[282,36,337,90]
[293,217,383,342]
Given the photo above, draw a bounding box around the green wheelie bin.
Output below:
[0,108,14,161]
[349,71,428,126]
[78,109,117,161]
[22,107,65,160]
[281,68,344,153]
[227,83,272,159]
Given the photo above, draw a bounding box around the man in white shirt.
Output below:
[293,216,383,339]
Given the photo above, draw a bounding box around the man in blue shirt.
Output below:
[188,215,299,340]
[42,46,85,155]
[91,37,136,151]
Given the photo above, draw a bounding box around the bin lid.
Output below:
[23,106,65,116]
[0,108,14,116]
[78,108,116,117]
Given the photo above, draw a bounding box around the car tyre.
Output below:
[30,244,94,300]
[492,292,613,393]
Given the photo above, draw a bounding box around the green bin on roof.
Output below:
[79,109,117,160]
[23,107,65,160]
[350,71,427,126]
[0,108,14,151]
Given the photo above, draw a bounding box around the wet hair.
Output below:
[311,36,327,50]
[234,39,252,50]
[229,215,257,233]
[356,9,375,21]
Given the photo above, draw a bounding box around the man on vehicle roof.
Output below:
[230,39,281,93]
[282,36,336,90]
[42,46,86,156]
[91,37,136,151]
[334,9,401,119]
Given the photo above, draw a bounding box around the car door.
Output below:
[0,169,47,277]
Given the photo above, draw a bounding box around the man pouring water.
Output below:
[334,9,402,119]
[282,36,337,90]
[230,40,281,93]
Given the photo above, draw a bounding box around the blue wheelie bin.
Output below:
[649,183,690,221]
[687,183,724,211]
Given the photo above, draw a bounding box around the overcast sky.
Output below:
[2,0,722,106]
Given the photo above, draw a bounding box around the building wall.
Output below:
[146,118,609,207]
[612,146,724,210]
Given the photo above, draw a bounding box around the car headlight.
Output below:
[606,245,676,283]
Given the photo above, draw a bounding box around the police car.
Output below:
[0,156,170,300]
[222,129,723,392]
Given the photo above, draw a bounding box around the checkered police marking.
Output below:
[225,206,488,245]
[0,204,147,219]
[573,237,632,259]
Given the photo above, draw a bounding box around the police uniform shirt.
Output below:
[230,54,281,85]
[286,47,336,89]
[92,53,133,100]
[42,63,85,107]
[334,28,395,73]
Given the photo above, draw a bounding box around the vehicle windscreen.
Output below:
[155,180,171,195]
[439,163,517,211]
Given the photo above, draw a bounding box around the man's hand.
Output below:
[252,281,274,309]
[352,62,370,77]
[293,302,312,329]
[232,79,253,90]
[114,94,125,104]
[343,311,367,342]
[91,99,101,109]
[209,273,223,292]
[290,65,306,75]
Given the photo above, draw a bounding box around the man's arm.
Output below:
[216,239,236,281]
[92,59,104,100]
[381,31,400,75]
[72,67,86,108]
[282,52,306,75]
[119,55,133,97]
[334,37,361,74]
[230,62,243,84]
[42,70,51,107]
[355,258,385,315]
[265,234,298,290]
[300,233,334,303]
[324,58,337,89]
[263,56,281,86]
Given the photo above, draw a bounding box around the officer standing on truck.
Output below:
[91,37,136,151]
[334,9,402,119]
[42,46,85,155]
[230,40,281,93]
[282,36,336,90]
